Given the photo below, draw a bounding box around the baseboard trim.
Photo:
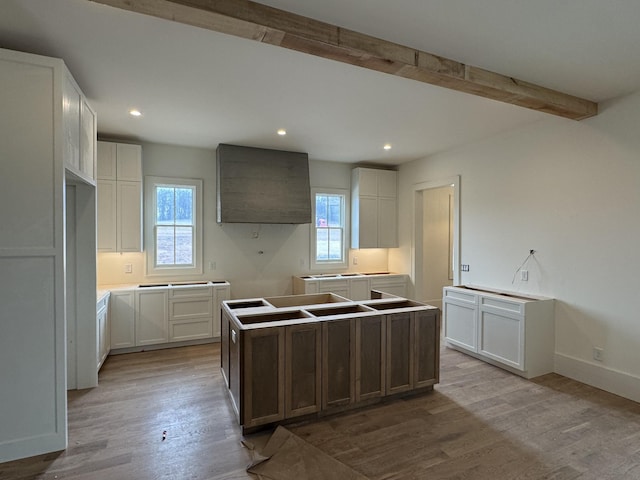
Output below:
[109,337,220,356]
[554,353,640,403]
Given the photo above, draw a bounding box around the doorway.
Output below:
[64,174,98,390]
[413,176,460,309]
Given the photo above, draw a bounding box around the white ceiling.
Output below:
[2,0,640,165]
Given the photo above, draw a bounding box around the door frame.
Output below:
[412,175,460,303]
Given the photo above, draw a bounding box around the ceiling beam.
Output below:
[89,0,598,120]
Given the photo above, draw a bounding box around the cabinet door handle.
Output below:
[231,329,237,344]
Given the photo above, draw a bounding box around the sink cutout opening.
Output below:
[367,300,422,310]
[307,305,374,317]
[237,310,309,324]
[227,300,267,309]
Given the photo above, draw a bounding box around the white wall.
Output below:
[392,90,640,401]
[97,143,389,298]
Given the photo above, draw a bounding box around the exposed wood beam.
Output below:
[89,0,598,120]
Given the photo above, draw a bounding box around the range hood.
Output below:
[216,144,312,224]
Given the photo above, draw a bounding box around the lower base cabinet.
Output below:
[286,323,322,418]
[386,312,413,394]
[355,315,386,401]
[109,282,231,354]
[242,327,285,428]
[414,308,440,388]
[169,286,213,342]
[110,291,135,349]
[322,319,356,408]
[224,304,440,431]
[136,288,169,346]
[386,309,440,395]
[443,286,554,378]
[97,294,110,371]
[239,323,323,428]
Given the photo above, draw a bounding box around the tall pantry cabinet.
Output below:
[351,168,398,249]
[97,141,143,252]
[0,48,97,463]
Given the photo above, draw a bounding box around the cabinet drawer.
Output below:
[169,318,213,342]
[169,286,211,298]
[170,298,213,320]
[444,288,477,304]
[480,296,524,315]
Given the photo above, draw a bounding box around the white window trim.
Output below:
[310,187,350,271]
[144,176,203,276]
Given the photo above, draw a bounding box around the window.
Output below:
[145,176,202,275]
[311,188,349,269]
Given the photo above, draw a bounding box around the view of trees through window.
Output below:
[315,193,344,262]
[155,185,194,266]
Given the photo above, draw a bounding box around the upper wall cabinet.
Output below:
[97,141,142,252]
[62,69,96,182]
[351,168,398,249]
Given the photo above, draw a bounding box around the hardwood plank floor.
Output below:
[2,343,640,479]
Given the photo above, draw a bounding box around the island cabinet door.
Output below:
[242,327,285,428]
[285,323,322,418]
[386,312,414,395]
[322,318,356,409]
[355,315,386,401]
[414,309,440,389]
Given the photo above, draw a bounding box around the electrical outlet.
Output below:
[353,256,358,265]
[124,263,132,274]
[521,270,529,281]
[593,347,604,362]
[461,264,470,272]
[209,261,216,270]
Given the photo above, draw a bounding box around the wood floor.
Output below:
[2,343,640,479]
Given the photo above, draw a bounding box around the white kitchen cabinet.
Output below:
[0,48,97,461]
[370,275,407,298]
[169,285,213,342]
[108,282,231,353]
[168,282,231,341]
[443,286,554,379]
[62,71,96,183]
[351,168,398,249]
[80,98,96,180]
[442,287,477,351]
[136,288,169,346]
[110,290,136,349]
[293,276,350,298]
[316,278,350,298]
[97,293,110,371]
[293,274,408,300]
[117,181,143,251]
[348,275,371,301]
[97,141,142,252]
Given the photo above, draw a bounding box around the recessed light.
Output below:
[383,143,392,150]
[129,109,142,117]
[277,129,287,136]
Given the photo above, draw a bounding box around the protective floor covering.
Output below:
[245,426,368,480]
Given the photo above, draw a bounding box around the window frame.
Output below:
[310,187,349,271]
[145,176,203,276]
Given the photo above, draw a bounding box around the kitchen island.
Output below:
[221,293,440,432]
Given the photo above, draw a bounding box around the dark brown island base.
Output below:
[220,293,441,433]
